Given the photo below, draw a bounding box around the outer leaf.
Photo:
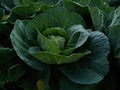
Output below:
[89,7,103,31]
[7,4,36,22]
[10,20,46,71]
[90,0,115,27]
[63,0,114,29]
[67,25,89,48]
[62,0,100,29]
[28,47,90,64]
[25,13,56,42]
[46,7,86,28]
[109,6,120,27]
[59,31,109,84]
[7,1,59,22]
[107,25,120,60]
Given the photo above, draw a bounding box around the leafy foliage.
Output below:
[1,0,120,90]
[10,4,109,90]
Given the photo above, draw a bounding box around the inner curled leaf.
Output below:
[48,35,65,50]
[41,27,68,50]
[42,27,68,39]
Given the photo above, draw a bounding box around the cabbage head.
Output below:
[10,7,109,85]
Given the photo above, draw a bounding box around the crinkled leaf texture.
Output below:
[10,7,109,84]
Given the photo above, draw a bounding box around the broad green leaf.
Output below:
[64,0,90,12]
[10,20,46,71]
[89,7,103,31]
[62,0,93,28]
[7,1,58,22]
[25,13,56,42]
[59,31,109,84]
[46,7,86,28]
[90,0,115,27]
[67,25,89,48]
[63,0,114,29]
[109,6,120,27]
[107,25,120,60]
[28,47,90,64]
[7,4,36,22]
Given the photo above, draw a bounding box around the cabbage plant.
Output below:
[10,7,109,89]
